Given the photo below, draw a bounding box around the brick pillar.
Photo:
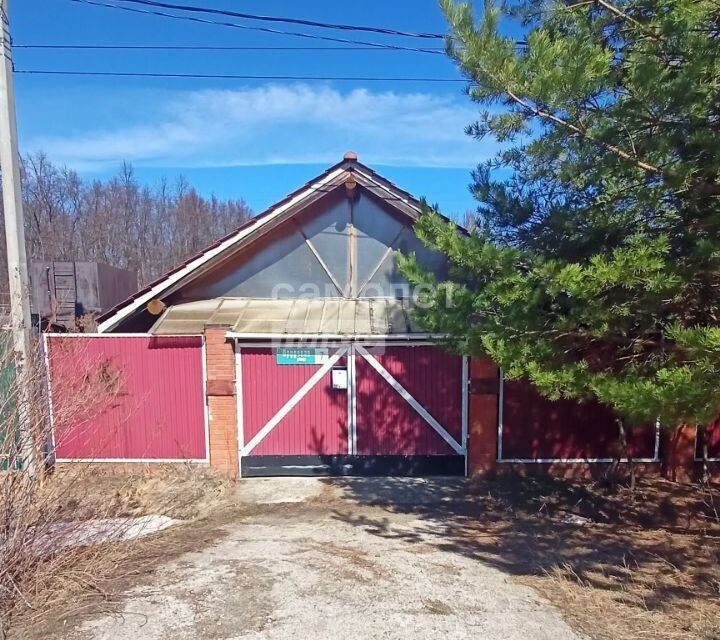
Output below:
[204,326,238,478]
[467,357,500,476]
[661,424,697,483]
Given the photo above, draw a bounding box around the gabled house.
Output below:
[96,152,472,477]
[48,153,699,481]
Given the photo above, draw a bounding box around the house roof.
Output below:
[149,297,427,338]
[97,153,453,333]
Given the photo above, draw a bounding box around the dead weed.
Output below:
[7,466,236,640]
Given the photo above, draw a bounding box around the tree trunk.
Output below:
[606,418,635,491]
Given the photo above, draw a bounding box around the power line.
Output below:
[64,0,446,54]
[15,44,447,52]
[112,0,445,39]
[15,69,467,82]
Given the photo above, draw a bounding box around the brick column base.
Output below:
[661,424,697,483]
[204,326,238,478]
[467,357,500,476]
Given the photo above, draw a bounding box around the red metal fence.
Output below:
[46,334,702,469]
[501,378,658,461]
[697,418,720,460]
[46,335,207,461]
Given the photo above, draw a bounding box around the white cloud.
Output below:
[26,84,487,171]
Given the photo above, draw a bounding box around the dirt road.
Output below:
[67,477,584,640]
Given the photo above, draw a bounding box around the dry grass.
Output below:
[49,463,233,520]
[11,466,236,640]
[537,558,720,640]
[525,526,720,640]
[478,478,720,640]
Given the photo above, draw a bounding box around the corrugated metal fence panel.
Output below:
[355,346,463,455]
[698,418,720,459]
[47,335,206,460]
[241,348,348,455]
[501,379,656,460]
[0,332,20,470]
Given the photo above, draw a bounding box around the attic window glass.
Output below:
[183,228,342,299]
[299,200,351,296]
[353,197,405,294]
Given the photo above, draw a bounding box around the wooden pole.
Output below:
[0,0,36,475]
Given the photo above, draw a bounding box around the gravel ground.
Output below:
[66,477,585,640]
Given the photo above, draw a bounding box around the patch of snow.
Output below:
[35,515,180,552]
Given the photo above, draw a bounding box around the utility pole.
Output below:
[0,0,36,475]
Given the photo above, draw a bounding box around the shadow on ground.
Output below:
[324,476,720,618]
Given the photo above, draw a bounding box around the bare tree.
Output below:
[0,153,252,292]
[462,209,480,234]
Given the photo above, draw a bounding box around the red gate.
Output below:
[238,344,467,476]
[354,346,464,456]
[239,346,349,457]
[46,335,208,461]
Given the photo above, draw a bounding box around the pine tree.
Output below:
[402,0,720,427]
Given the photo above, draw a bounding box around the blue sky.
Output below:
[11,0,499,218]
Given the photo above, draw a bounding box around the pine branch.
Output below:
[505,90,667,175]
[594,0,663,41]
